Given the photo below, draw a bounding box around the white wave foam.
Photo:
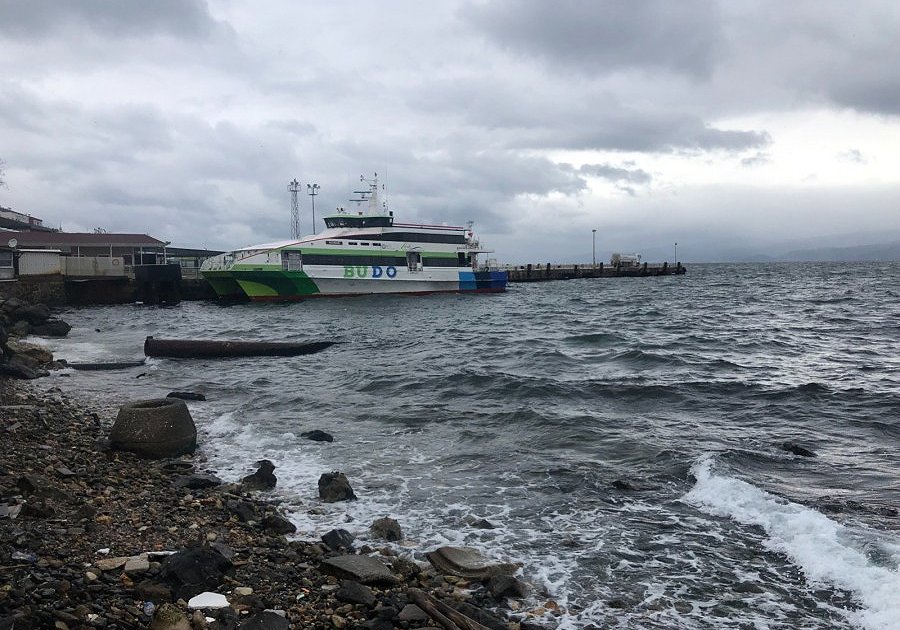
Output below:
[684,456,900,630]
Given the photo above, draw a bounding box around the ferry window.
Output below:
[360,217,392,228]
[360,242,369,246]
[282,251,302,271]
[348,242,358,246]
[372,242,381,247]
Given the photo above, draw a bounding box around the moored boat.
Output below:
[200,175,507,301]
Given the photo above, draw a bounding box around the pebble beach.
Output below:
[0,380,532,630]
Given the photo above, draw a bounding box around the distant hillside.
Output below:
[775,241,900,262]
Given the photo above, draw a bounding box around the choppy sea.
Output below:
[29,261,900,630]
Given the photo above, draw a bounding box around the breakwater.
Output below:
[504,261,685,282]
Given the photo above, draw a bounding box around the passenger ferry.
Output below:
[200,175,507,301]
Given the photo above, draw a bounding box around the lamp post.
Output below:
[306,183,320,233]
[674,242,678,265]
[592,229,597,268]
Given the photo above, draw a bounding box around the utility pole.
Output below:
[288,179,301,239]
[307,183,320,234]
[592,229,597,268]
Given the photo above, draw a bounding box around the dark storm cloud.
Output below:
[826,72,900,117]
[541,115,770,153]
[722,1,900,117]
[796,4,900,116]
[0,0,219,40]
[460,0,721,78]
[409,75,769,154]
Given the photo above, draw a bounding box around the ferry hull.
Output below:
[208,267,508,301]
[202,270,246,300]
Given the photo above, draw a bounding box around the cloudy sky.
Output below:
[1,0,899,262]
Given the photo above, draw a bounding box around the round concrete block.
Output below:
[110,398,197,458]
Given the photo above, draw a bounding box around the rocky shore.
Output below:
[0,380,546,630]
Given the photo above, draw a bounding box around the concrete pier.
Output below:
[505,261,685,282]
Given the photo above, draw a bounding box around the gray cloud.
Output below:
[741,152,771,168]
[1,0,898,263]
[0,0,219,40]
[461,0,721,79]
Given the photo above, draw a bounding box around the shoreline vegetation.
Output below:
[0,299,549,630]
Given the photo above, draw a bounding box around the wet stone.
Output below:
[322,528,355,551]
[398,604,429,622]
[262,514,296,535]
[241,459,277,491]
[301,429,334,442]
[370,517,402,541]
[320,555,399,585]
[335,580,376,606]
[318,471,356,503]
[172,473,223,489]
[425,546,518,579]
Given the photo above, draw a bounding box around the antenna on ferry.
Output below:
[287,178,301,239]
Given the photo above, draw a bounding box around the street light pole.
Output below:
[592,229,597,268]
[674,242,678,265]
[307,183,320,233]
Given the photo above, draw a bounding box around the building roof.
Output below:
[166,246,224,257]
[6,231,167,248]
[0,218,55,232]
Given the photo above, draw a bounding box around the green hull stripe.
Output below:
[203,271,243,297]
[237,271,321,297]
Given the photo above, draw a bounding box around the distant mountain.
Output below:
[774,241,900,262]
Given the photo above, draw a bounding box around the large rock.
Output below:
[425,546,518,579]
[6,340,53,364]
[318,471,356,502]
[241,459,277,490]
[0,297,26,314]
[11,303,51,324]
[487,574,528,599]
[335,580,375,605]
[158,546,234,601]
[370,517,402,541]
[8,320,31,337]
[109,398,197,459]
[319,555,399,585]
[322,528,355,551]
[0,362,48,379]
[31,319,72,337]
[301,429,334,442]
[262,514,296,535]
[239,611,290,630]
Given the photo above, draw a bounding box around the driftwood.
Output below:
[68,360,147,371]
[143,336,336,359]
[407,588,493,630]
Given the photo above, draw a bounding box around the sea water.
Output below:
[30,261,900,630]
